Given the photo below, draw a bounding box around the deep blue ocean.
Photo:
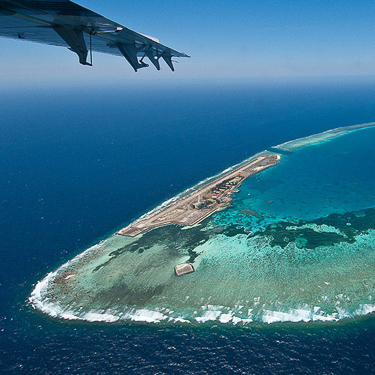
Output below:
[2,80,375,373]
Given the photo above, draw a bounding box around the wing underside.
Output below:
[0,0,189,71]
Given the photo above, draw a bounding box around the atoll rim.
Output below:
[30,123,375,325]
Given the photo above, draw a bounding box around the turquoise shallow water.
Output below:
[30,125,375,325]
[4,83,375,373]
[242,127,375,222]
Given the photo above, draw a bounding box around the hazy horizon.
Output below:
[2,0,375,86]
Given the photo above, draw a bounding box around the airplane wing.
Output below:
[0,0,189,71]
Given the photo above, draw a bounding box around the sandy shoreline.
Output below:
[118,153,280,237]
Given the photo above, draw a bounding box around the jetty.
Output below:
[118,153,280,237]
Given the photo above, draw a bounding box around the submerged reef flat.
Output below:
[274,121,375,152]
[30,123,375,325]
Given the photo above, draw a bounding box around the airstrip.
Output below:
[118,154,280,237]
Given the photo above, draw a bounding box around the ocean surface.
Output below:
[2,80,375,373]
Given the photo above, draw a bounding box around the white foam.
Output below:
[126,309,168,323]
[259,303,375,324]
[219,313,233,323]
[29,289,375,325]
[28,241,108,320]
[29,227,375,326]
[354,304,375,316]
[313,313,338,322]
[60,311,82,321]
[221,167,233,174]
[29,270,59,316]
[262,307,323,324]
[172,317,190,324]
[195,310,222,323]
[84,312,119,323]
[239,318,253,324]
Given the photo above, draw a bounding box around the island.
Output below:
[29,122,375,325]
[118,154,280,237]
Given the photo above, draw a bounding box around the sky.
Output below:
[2,0,375,86]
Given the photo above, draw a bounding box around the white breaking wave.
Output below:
[29,277,375,325]
[84,312,119,323]
[29,242,106,318]
[29,234,375,325]
[195,310,222,323]
[125,309,168,323]
[28,123,375,325]
[29,227,375,326]
[30,269,60,318]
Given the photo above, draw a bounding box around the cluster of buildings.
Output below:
[193,174,245,210]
